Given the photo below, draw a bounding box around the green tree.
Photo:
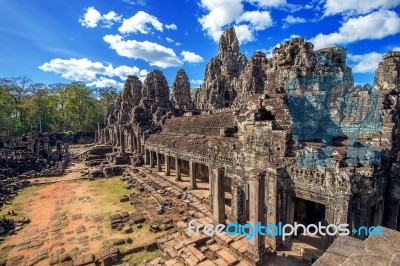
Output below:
[64,82,97,131]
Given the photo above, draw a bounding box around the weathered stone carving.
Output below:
[171,69,192,110]
[196,27,247,110]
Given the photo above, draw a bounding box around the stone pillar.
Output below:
[43,141,50,153]
[97,123,100,142]
[246,170,266,265]
[120,129,125,154]
[56,142,63,160]
[165,155,171,176]
[189,161,197,189]
[144,149,149,165]
[136,134,141,153]
[211,167,225,224]
[265,170,280,249]
[230,181,246,224]
[156,152,162,172]
[150,151,155,168]
[131,129,136,152]
[175,158,181,181]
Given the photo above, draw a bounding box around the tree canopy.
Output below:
[0,77,119,136]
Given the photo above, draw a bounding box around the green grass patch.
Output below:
[0,187,39,220]
[120,249,162,265]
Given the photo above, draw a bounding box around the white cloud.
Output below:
[166,37,174,43]
[181,51,204,63]
[112,65,148,80]
[237,11,273,31]
[324,0,400,16]
[122,0,146,6]
[234,24,254,43]
[38,58,147,85]
[79,7,102,28]
[245,0,286,8]
[191,79,203,85]
[310,10,400,49]
[198,0,243,41]
[79,7,122,28]
[198,0,274,44]
[87,77,124,88]
[119,11,163,34]
[175,42,182,46]
[348,52,384,73]
[166,24,177,30]
[393,47,400,51]
[102,11,123,28]
[104,34,183,68]
[282,15,306,29]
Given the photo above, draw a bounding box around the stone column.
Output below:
[189,161,197,189]
[144,149,149,165]
[43,141,50,154]
[131,129,136,152]
[211,167,225,224]
[165,155,171,176]
[56,142,62,160]
[150,151,155,168]
[265,169,280,249]
[175,158,181,181]
[116,129,120,147]
[136,134,141,153]
[156,152,162,172]
[97,123,101,142]
[246,170,266,265]
[230,181,246,223]
[120,129,125,154]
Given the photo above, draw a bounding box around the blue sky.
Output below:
[0,0,399,89]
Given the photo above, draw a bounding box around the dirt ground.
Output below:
[0,159,163,266]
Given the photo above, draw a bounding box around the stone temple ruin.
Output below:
[91,27,400,265]
[0,126,69,236]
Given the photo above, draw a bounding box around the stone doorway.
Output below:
[294,197,326,229]
[292,197,326,251]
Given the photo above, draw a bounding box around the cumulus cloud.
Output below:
[166,37,174,43]
[282,15,306,29]
[198,0,274,44]
[310,10,400,49]
[198,0,243,41]
[234,24,254,43]
[245,0,286,8]
[103,34,183,68]
[324,0,400,16]
[181,51,204,63]
[348,52,384,73]
[119,11,163,34]
[237,11,273,31]
[87,77,124,88]
[79,7,122,28]
[165,24,177,30]
[38,58,147,87]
